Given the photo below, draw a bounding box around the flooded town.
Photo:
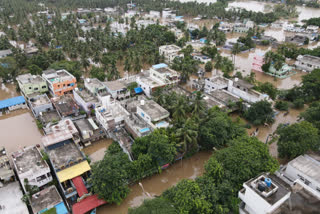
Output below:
[1,0,320,214]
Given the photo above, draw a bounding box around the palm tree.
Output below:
[231,43,241,64]
[191,91,206,117]
[172,96,189,123]
[175,119,199,154]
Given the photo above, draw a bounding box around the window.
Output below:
[63,84,66,87]
[42,86,46,89]
[29,87,32,89]
[67,84,71,87]
[34,88,38,90]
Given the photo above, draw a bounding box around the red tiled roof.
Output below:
[72,176,88,197]
[72,195,107,214]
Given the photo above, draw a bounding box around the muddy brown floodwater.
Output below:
[96,151,212,214]
[82,138,113,163]
[0,112,43,155]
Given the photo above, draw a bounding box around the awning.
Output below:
[57,161,91,183]
[134,87,143,94]
[72,176,88,197]
[72,195,106,214]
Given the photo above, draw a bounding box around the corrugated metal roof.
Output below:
[57,161,91,183]
[0,96,25,110]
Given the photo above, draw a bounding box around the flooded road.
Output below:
[97,151,212,214]
[82,138,113,163]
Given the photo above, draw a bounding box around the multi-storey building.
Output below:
[42,69,77,96]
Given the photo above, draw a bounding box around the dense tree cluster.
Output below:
[130,136,278,214]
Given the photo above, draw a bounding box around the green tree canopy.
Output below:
[277,121,320,159]
[199,108,245,149]
[128,198,177,214]
[244,100,274,126]
[214,136,279,187]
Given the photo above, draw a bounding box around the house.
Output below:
[267,64,295,78]
[278,154,320,198]
[136,99,170,129]
[295,55,320,72]
[51,94,81,119]
[159,45,182,64]
[42,132,106,213]
[271,21,283,29]
[185,40,206,52]
[74,118,106,145]
[204,76,267,104]
[42,69,77,96]
[0,181,29,214]
[28,94,54,117]
[73,87,99,113]
[150,63,180,85]
[95,95,130,132]
[30,185,68,214]
[0,148,29,214]
[39,109,61,128]
[146,10,161,19]
[16,73,48,97]
[0,96,27,113]
[136,64,180,97]
[43,119,80,145]
[0,49,12,58]
[285,35,309,46]
[162,9,176,19]
[125,10,139,18]
[218,22,233,33]
[124,113,153,138]
[11,146,52,192]
[238,173,291,214]
[104,80,130,100]
[233,20,254,33]
[0,147,15,183]
[25,47,39,56]
[136,20,156,30]
[306,25,319,33]
[192,53,211,63]
[239,172,320,214]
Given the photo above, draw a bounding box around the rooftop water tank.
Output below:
[265,177,272,187]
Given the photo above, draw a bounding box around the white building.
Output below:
[295,55,320,72]
[125,10,139,18]
[0,49,12,58]
[104,80,130,100]
[136,64,180,97]
[185,40,206,52]
[162,9,176,19]
[147,10,161,19]
[279,154,320,198]
[204,76,268,104]
[95,95,130,132]
[239,173,291,214]
[12,146,52,192]
[159,45,182,64]
[136,99,170,129]
[192,53,211,63]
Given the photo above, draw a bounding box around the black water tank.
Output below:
[258,182,266,192]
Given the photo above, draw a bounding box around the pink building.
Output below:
[252,55,264,72]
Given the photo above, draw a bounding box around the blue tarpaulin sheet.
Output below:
[134,87,143,94]
[0,96,25,110]
[152,63,168,69]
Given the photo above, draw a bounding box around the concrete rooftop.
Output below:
[46,140,84,169]
[29,94,51,108]
[12,146,49,176]
[16,73,45,84]
[30,185,63,214]
[0,182,29,214]
[138,99,169,122]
